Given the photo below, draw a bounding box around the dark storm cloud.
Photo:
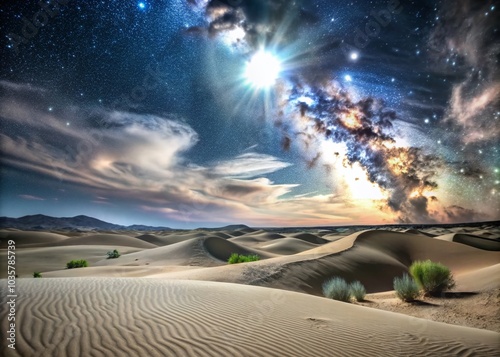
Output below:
[442,205,488,223]
[188,0,316,49]
[429,0,500,143]
[405,196,433,224]
[220,183,265,196]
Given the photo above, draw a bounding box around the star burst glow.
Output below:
[244,51,282,88]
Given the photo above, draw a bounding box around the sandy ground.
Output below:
[0,224,499,356]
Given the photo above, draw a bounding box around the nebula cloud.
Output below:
[276,79,443,222]
[187,0,315,50]
[429,0,500,143]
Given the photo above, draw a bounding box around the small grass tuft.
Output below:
[409,260,455,296]
[106,249,120,259]
[394,273,420,302]
[33,272,42,278]
[349,281,366,301]
[66,259,88,269]
[323,277,352,302]
[227,253,260,264]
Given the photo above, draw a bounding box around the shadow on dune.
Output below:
[202,236,274,261]
[408,300,440,307]
[436,291,479,299]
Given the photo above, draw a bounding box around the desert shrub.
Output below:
[227,253,260,264]
[409,260,455,296]
[33,272,42,278]
[106,249,120,259]
[66,259,88,269]
[393,274,420,302]
[349,281,366,301]
[322,277,352,302]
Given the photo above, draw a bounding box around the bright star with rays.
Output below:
[244,51,282,88]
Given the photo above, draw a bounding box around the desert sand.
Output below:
[1,224,499,356]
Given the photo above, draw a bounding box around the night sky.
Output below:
[0,0,498,228]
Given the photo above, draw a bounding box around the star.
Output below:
[244,51,281,88]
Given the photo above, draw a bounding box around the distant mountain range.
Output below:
[1,214,497,232]
[0,214,172,231]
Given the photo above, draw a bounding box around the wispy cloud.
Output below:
[18,194,45,201]
[0,81,312,225]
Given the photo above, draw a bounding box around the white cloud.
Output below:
[18,194,45,201]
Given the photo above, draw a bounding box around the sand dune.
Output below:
[435,233,500,251]
[94,237,216,267]
[50,234,157,249]
[468,227,500,239]
[403,229,436,237]
[93,236,274,269]
[222,229,246,237]
[1,278,498,357]
[203,236,275,261]
[289,232,330,244]
[209,232,233,239]
[43,265,202,278]
[0,245,143,278]
[256,238,322,254]
[134,233,194,246]
[455,263,500,291]
[228,231,286,246]
[0,230,69,247]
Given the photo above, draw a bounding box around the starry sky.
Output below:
[0,0,498,228]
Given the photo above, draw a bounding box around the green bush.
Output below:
[107,249,120,259]
[409,260,455,296]
[227,253,260,264]
[66,259,88,269]
[322,277,352,302]
[393,274,420,302]
[33,272,42,278]
[349,281,366,301]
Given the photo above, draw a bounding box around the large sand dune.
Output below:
[0,230,69,247]
[1,278,498,357]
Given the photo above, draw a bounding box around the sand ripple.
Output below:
[1,278,499,357]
